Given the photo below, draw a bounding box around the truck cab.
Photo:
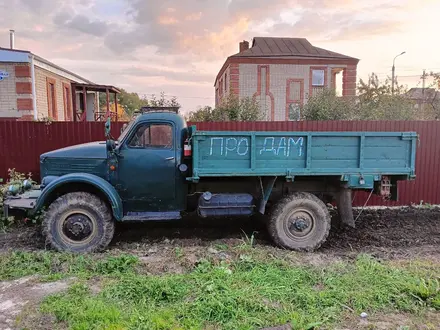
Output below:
[109,111,188,216]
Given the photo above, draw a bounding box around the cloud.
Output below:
[262,4,403,42]
[0,0,434,113]
[119,66,213,83]
[54,12,111,37]
[103,0,233,57]
[228,0,294,20]
[18,0,58,12]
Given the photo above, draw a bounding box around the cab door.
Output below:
[117,121,176,212]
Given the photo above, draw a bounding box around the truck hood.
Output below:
[41,141,107,160]
[40,141,109,179]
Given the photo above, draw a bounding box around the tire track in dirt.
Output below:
[0,207,439,259]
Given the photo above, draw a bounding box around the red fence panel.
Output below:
[0,121,125,183]
[1,120,439,206]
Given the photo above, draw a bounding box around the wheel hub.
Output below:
[290,218,309,232]
[62,214,93,242]
[286,210,314,238]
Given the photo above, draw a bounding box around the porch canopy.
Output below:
[72,83,121,122]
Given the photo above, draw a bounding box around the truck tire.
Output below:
[42,192,115,253]
[268,192,330,251]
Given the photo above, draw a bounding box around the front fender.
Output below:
[35,173,123,221]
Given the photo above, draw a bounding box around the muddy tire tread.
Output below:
[42,192,114,253]
[268,192,331,252]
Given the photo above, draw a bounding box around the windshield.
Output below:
[117,117,137,144]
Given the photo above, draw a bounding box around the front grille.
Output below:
[41,158,107,178]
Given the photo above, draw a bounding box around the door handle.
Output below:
[165,157,175,161]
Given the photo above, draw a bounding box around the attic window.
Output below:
[312,69,325,87]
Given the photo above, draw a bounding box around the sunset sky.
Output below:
[1,0,439,113]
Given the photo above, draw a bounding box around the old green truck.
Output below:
[4,108,418,253]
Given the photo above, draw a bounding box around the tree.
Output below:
[301,89,358,121]
[100,102,131,121]
[302,73,417,121]
[100,89,182,120]
[148,92,180,108]
[425,72,440,119]
[186,106,215,122]
[187,94,263,122]
[99,89,148,118]
[357,73,416,120]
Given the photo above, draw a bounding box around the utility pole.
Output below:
[421,70,428,112]
[392,51,406,95]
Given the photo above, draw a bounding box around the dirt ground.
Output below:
[0,206,439,330]
[0,277,72,330]
[1,206,439,259]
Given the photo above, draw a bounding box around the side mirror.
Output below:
[106,139,116,152]
[121,123,128,135]
[105,117,111,138]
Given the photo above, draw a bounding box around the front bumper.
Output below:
[3,189,41,218]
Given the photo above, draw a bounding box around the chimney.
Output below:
[9,30,15,49]
[239,40,249,53]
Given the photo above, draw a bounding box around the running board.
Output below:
[122,211,181,221]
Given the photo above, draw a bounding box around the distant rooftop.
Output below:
[406,88,439,101]
[231,37,358,60]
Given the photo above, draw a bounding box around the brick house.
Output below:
[0,34,119,122]
[406,88,440,108]
[215,37,359,121]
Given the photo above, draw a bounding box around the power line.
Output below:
[369,68,440,76]
[140,93,214,100]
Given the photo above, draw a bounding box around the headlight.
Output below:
[23,180,33,190]
[41,176,59,189]
[8,184,20,195]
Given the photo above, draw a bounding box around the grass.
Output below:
[1,249,439,330]
[0,251,138,280]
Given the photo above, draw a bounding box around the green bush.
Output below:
[187,94,263,122]
[0,169,34,230]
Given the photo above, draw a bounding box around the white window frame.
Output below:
[312,69,325,87]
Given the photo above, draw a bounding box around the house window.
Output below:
[78,92,85,111]
[62,83,72,121]
[225,73,227,92]
[288,103,301,121]
[286,79,303,121]
[46,77,57,120]
[312,69,325,87]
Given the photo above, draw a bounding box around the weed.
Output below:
[407,278,440,309]
[0,251,139,280]
[239,230,257,249]
[95,254,138,275]
[29,253,440,329]
[214,243,229,251]
[174,246,184,259]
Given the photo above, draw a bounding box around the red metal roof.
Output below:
[215,37,359,84]
[231,37,358,60]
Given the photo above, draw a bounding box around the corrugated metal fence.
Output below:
[1,120,439,206]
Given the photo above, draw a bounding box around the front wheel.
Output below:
[42,192,115,253]
[268,192,331,251]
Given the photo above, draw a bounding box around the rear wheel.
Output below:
[42,192,115,253]
[268,192,331,251]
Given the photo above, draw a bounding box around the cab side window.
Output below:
[128,124,173,149]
